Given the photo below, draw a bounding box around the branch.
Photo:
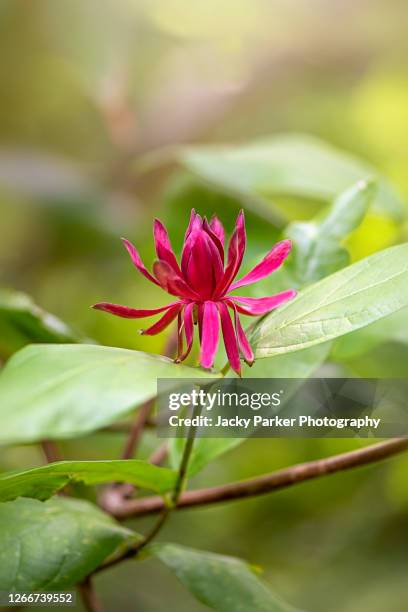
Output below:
[41,440,62,463]
[121,399,155,460]
[149,442,169,466]
[78,576,103,612]
[106,438,408,519]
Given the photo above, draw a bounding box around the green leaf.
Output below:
[177,134,404,221]
[285,179,376,285]
[0,289,83,358]
[151,543,300,612]
[241,342,331,379]
[0,344,217,445]
[0,460,177,502]
[331,307,408,361]
[0,497,134,591]
[251,243,408,358]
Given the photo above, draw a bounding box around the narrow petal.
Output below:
[92,301,179,319]
[184,208,197,240]
[153,219,182,274]
[217,301,241,376]
[183,229,223,298]
[230,240,292,291]
[175,302,195,363]
[141,303,182,336]
[228,301,254,365]
[181,214,203,276]
[199,301,220,369]
[122,238,160,286]
[203,217,224,262]
[229,290,297,315]
[215,210,246,297]
[153,260,200,300]
[210,214,225,246]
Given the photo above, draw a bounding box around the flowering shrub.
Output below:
[0,139,408,611]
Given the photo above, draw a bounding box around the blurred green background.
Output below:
[1,1,408,610]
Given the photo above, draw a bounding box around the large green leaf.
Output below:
[0,497,135,591]
[241,342,331,379]
[251,243,408,358]
[0,460,177,502]
[151,543,300,612]
[285,180,375,285]
[0,344,217,445]
[177,134,404,221]
[331,307,408,361]
[0,289,83,358]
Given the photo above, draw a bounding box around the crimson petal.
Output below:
[141,303,182,336]
[176,302,195,363]
[153,219,182,274]
[153,260,200,300]
[122,238,160,286]
[92,301,179,319]
[199,301,220,369]
[184,229,223,298]
[228,301,254,365]
[184,208,197,240]
[217,301,241,376]
[210,214,225,246]
[181,214,203,277]
[215,210,246,297]
[229,290,297,315]
[230,240,292,291]
[203,217,224,262]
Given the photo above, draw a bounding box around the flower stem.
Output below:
[136,401,201,550]
[97,402,202,572]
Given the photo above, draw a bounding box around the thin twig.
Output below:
[149,442,169,466]
[98,404,201,573]
[41,440,62,463]
[121,399,155,460]
[103,438,408,519]
[133,402,201,551]
[78,576,103,612]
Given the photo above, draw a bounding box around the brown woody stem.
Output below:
[105,438,408,519]
[78,576,103,612]
[121,399,155,460]
[41,440,62,463]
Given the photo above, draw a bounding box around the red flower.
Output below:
[93,210,296,375]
